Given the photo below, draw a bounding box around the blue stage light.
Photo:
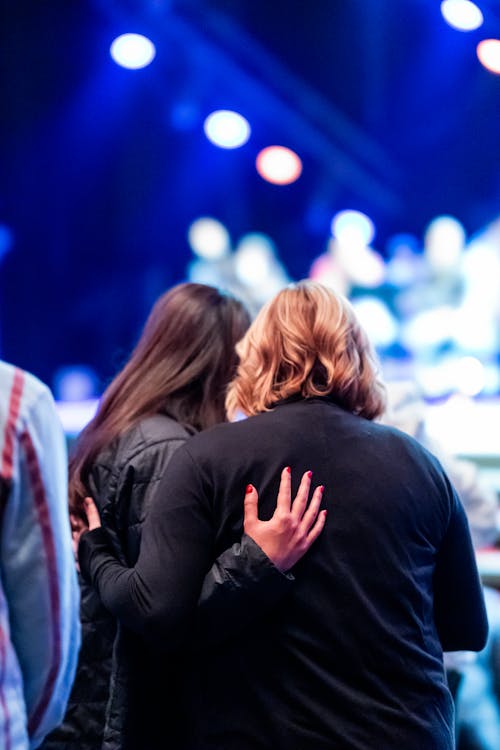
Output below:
[203,110,251,149]
[440,0,483,31]
[110,33,156,69]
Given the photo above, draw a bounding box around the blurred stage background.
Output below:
[1,0,499,469]
[2,2,500,746]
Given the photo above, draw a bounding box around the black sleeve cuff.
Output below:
[78,527,114,584]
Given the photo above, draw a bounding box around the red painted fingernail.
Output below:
[246,484,253,494]
[320,485,325,493]
[307,470,313,478]
[323,509,328,516]
[286,466,291,473]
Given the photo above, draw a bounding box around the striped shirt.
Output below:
[0,362,80,749]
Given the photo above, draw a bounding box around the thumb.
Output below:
[243,484,259,532]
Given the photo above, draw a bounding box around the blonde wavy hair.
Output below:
[226,280,386,421]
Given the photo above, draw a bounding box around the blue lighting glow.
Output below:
[203,110,251,149]
[0,225,13,260]
[110,34,156,70]
[53,365,99,402]
[440,0,483,31]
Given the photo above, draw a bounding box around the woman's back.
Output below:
[43,413,192,750]
[46,282,252,749]
[169,396,487,750]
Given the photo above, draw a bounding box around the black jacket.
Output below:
[45,414,290,750]
[80,397,488,750]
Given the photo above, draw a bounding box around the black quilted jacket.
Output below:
[43,413,290,750]
[41,414,191,750]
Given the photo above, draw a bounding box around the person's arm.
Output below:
[196,468,326,642]
[1,384,80,748]
[79,448,325,650]
[433,476,489,653]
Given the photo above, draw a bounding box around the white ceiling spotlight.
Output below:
[110,33,156,69]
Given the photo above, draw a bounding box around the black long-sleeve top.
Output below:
[80,397,488,750]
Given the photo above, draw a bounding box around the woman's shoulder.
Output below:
[134,413,193,446]
[95,414,192,473]
[88,414,192,518]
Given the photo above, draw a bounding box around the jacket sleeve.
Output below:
[1,386,81,749]
[433,476,489,653]
[79,444,292,649]
[195,534,293,644]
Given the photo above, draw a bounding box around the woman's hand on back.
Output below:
[243,467,327,573]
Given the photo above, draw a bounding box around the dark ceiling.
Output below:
[1,0,499,388]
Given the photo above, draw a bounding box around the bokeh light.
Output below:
[187,217,231,260]
[204,110,251,149]
[331,210,375,247]
[256,146,302,185]
[424,215,465,272]
[440,0,483,31]
[53,365,99,402]
[110,34,156,69]
[309,253,350,295]
[351,297,398,349]
[329,238,385,288]
[477,39,500,74]
[385,234,423,287]
[234,233,275,285]
[401,306,455,351]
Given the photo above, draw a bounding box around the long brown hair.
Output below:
[70,282,250,514]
